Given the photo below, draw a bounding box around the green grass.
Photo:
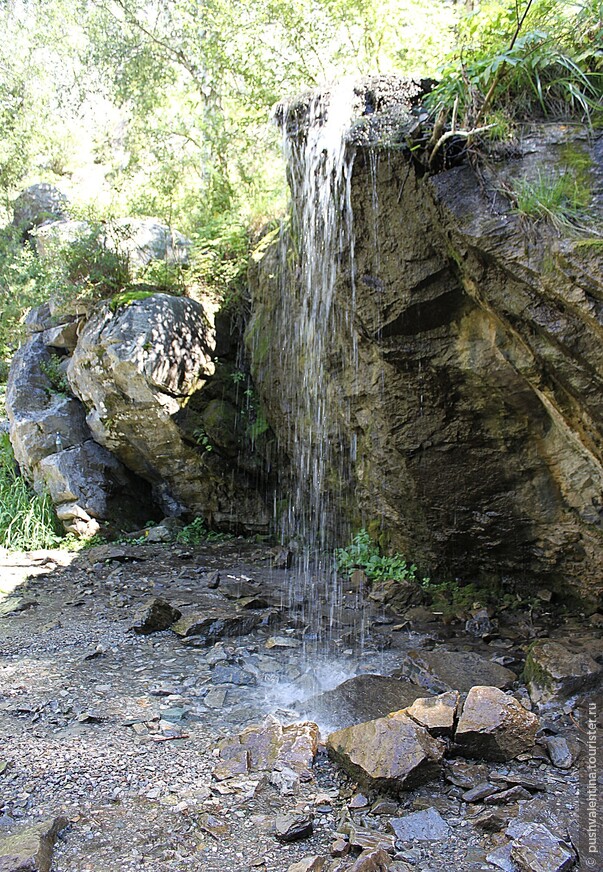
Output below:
[0,434,63,550]
[511,169,591,230]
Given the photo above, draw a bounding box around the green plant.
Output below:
[510,168,591,229]
[192,426,214,452]
[176,516,228,544]
[425,0,603,161]
[39,353,70,396]
[335,528,426,583]
[0,434,63,550]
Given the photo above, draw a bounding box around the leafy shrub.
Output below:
[0,434,63,550]
[335,528,426,583]
[39,353,70,395]
[426,0,603,138]
[175,516,228,544]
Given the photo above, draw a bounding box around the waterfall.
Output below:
[276,81,360,633]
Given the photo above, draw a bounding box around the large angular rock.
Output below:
[0,816,67,872]
[171,609,262,644]
[299,674,432,731]
[510,823,575,872]
[399,650,517,694]
[389,807,450,842]
[523,639,602,705]
[213,717,319,781]
[34,217,191,272]
[12,183,68,233]
[67,293,270,530]
[454,686,539,761]
[326,710,445,793]
[6,334,154,535]
[404,690,459,736]
[131,597,182,634]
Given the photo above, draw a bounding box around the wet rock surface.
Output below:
[0,541,600,871]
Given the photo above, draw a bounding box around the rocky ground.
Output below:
[0,540,601,872]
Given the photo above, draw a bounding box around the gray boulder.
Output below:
[0,816,68,872]
[454,685,539,761]
[299,674,432,731]
[326,710,445,793]
[68,293,270,529]
[523,639,602,706]
[12,183,68,234]
[6,333,154,536]
[34,217,191,274]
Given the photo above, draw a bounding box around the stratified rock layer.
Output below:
[249,78,603,603]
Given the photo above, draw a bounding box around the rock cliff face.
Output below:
[248,80,603,603]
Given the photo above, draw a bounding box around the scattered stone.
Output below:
[370,799,399,816]
[331,837,349,857]
[302,674,432,731]
[287,857,326,872]
[388,808,450,842]
[461,783,501,803]
[465,608,494,639]
[483,785,533,804]
[471,810,508,832]
[402,650,516,693]
[486,843,515,872]
[523,640,602,705]
[544,736,574,769]
[172,610,261,644]
[274,813,314,843]
[489,773,546,792]
[211,664,257,686]
[510,823,575,871]
[0,816,68,872]
[131,597,182,634]
[349,793,370,809]
[349,847,393,871]
[197,812,230,839]
[444,760,490,789]
[348,824,396,854]
[205,570,221,589]
[404,691,459,736]
[326,710,444,793]
[454,686,539,761]
[265,636,301,649]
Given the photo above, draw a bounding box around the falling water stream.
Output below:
[276,82,362,645]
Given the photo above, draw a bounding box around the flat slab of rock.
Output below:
[131,597,182,634]
[523,639,602,705]
[0,816,67,872]
[389,807,450,842]
[401,649,517,693]
[510,823,575,871]
[172,609,262,645]
[404,691,459,736]
[454,686,539,761]
[300,674,432,731]
[213,717,319,781]
[326,710,444,793]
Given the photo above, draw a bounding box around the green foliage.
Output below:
[39,353,70,396]
[511,167,591,229]
[0,434,63,551]
[335,528,425,583]
[427,0,603,133]
[175,516,228,544]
